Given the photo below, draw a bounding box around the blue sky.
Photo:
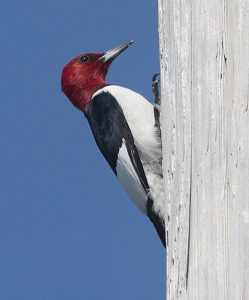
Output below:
[0,1,165,299]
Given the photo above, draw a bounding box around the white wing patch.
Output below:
[116,140,147,215]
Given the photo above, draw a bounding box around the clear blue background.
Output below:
[0,1,165,299]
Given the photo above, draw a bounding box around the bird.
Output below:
[61,40,165,247]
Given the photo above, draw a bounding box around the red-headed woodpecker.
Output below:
[61,41,165,247]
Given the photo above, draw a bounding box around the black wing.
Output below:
[85,91,165,247]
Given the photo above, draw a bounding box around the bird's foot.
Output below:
[152,73,161,133]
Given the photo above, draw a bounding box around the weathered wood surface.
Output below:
[158,1,249,299]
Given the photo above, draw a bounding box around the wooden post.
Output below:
[158,0,249,299]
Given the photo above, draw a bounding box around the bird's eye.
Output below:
[79,55,90,64]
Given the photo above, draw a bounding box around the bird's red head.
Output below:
[61,40,134,112]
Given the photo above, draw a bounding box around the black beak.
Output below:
[98,40,134,62]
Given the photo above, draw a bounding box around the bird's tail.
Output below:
[147,198,166,248]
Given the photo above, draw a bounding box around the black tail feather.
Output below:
[147,198,166,248]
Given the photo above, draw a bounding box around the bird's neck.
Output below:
[69,81,108,112]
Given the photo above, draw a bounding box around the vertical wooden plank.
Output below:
[158,0,249,299]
